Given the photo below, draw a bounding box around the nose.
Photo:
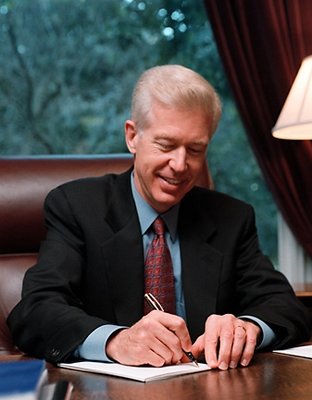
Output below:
[169,148,188,173]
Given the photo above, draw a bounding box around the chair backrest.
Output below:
[0,154,212,354]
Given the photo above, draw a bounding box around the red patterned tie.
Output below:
[144,217,176,315]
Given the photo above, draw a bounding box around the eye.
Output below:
[188,146,205,155]
[156,140,175,152]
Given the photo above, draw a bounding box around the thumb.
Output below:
[191,334,204,358]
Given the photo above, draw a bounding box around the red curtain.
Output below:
[204,0,312,258]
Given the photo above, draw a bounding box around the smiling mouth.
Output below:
[161,176,187,186]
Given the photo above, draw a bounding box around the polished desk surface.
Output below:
[293,283,312,298]
[1,351,312,400]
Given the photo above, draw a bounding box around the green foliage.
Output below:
[0,0,277,261]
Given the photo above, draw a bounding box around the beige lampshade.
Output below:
[272,55,312,140]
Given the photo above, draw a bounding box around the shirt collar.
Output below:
[131,173,179,242]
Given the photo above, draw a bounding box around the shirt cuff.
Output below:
[239,316,276,349]
[76,324,126,362]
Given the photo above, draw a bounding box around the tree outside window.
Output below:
[0,0,277,262]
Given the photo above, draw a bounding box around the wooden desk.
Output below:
[294,283,312,312]
[2,351,312,400]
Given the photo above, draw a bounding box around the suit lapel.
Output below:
[100,171,145,326]
[179,189,223,340]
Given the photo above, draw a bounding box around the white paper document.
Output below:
[58,361,210,382]
[273,344,312,359]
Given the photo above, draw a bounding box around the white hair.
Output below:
[131,64,222,136]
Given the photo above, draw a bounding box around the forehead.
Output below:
[145,104,211,140]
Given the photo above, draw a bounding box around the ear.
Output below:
[124,120,138,155]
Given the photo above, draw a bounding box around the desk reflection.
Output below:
[103,362,273,400]
[2,352,312,399]
[46,353,312,400]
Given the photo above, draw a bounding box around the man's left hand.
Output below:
[192,314,261,370]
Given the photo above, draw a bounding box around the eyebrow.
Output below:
[156,135,208,147]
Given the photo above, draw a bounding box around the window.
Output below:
[0,0,277,262]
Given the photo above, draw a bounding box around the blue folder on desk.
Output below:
[0,359,46,399]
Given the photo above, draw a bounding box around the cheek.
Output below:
[134,158,156,191]
[193,156,207,171]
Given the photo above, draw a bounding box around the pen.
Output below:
[144,293,199,367]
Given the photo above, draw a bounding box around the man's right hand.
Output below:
[106,310,193,366]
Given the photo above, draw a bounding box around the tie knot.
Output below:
[153,217,166,236]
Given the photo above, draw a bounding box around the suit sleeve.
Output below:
[233,205,312,349]
[7,187,107,363]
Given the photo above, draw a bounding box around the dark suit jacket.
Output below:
[8,169,312,363]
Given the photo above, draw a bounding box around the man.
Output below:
[8,65,311,370]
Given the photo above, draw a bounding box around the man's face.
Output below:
[125,102,211,213]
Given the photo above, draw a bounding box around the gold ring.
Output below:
[235,325,246,331]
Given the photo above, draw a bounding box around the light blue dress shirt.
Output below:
[77,175,275,361]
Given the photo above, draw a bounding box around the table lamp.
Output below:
[272,55,312,140]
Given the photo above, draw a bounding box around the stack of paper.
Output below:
[59,361,210,383]
[273,344,312,359]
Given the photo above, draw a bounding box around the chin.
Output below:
[153,194,183,212]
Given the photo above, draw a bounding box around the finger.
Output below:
[203,316,221,368]
[153,330,185,365]
[204,314,241,370]
[106,327,161,366]
[158,312,193,352]
[148,311,193,358]
[229,325,247,368]
[240,339,256,367]
[142,348,167,367]
[108,319,182,366]
[143,311,188,363]
[147,335,178,365]
[191,334,204,359]
[216,324,235,370]
[239,324,259,367]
